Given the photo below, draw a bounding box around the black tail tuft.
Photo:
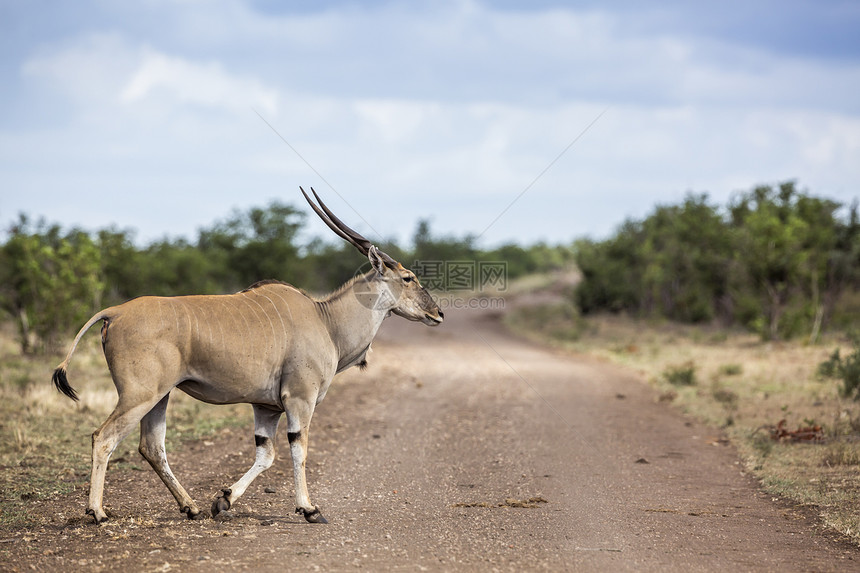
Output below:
[52,367,79,402]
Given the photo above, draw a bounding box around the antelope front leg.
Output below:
[285,397,327,524]
[212,406,281,517]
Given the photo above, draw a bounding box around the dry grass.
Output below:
[0,323,249,526]
[506,304,860,544]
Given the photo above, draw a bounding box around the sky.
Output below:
[1,0,859,248]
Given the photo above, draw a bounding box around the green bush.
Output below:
[573,182,860,340]
[719,363,744,376]
[0,217,103,353]
[663,361,698,386]
[818,334,860,399]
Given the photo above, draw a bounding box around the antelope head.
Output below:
[301,187,444,326]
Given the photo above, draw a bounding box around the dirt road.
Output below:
[3,307,858,571]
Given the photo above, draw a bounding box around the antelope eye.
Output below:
[403,275,414,283]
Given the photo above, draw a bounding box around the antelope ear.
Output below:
[368,245,387,275]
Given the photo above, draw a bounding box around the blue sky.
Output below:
[2,0,859,247]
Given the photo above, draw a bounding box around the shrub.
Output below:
[818,334,860,399]
[719,363,744,376]
[663,361,697,386]
[711,385,739,407]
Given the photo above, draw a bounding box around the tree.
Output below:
[728,182,848,340]
[198,201,307,291]
[636,194,732,323]
[573,182,858,339]
[0,216,104,353]
[301,238,360,294]
[825,200,860,331]
[98,227,143,304]
[411,219,478,265]
[136,238,225,296]
[574,221,643,315]
[794,193,844,342]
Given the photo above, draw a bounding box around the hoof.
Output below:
[211,497,231,517]
[211,489,232,517]
[298,506,328,524]
[182,506,206,521]
[86,508,108,525]
[214,510,235,522]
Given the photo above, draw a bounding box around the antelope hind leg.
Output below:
[138,393,202,519]
[88,393,170,523]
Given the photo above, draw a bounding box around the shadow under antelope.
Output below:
[52,188,443,524]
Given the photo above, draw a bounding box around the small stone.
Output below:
[264,487,277,494]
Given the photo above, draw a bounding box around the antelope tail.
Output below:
[52,310,111,402]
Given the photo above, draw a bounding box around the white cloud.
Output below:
[21,33,135,105]
[22,33,280,117]
[121,49,278,115]
[352,99,439,145]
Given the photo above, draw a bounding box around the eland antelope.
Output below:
[52,188,443,524]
